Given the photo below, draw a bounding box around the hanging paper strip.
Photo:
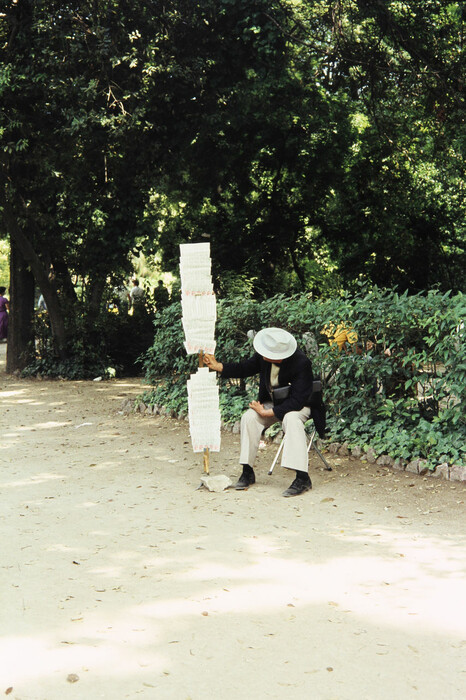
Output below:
[187,368,221,452]
[179,242,216,354]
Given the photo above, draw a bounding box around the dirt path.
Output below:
[1,342,465,700]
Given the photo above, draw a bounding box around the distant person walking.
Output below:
[0,286,9,342]
[129,278,146,320]
[153,280,170,312]
[129,279,144,308]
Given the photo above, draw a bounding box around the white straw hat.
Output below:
[253,327,297,360]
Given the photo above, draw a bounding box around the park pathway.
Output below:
[0,342,465,700]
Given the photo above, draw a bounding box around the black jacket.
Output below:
[221,349,313,421]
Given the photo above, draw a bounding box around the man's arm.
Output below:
[204,353,261,379]
[204,353,273,417]
[203,354,223,372]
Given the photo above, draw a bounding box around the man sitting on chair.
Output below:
[203,327,314,497]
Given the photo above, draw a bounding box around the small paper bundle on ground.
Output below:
[180,242,221,459]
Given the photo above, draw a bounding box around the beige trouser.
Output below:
[239,404,311,473]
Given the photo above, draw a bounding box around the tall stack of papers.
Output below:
[187,367,221,452]
[179,242,216,354]
[181,294,217,355]
[180,242,221,454]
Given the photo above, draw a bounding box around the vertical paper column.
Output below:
[180,243,221,453]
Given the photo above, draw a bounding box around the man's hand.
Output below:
[203,354,223,373]
[249,400,275,418]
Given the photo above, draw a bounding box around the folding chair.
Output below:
[268,376,332,475]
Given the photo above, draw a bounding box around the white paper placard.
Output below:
[179,242,216,354]
[187,368,221,452]
[180,242,214,295]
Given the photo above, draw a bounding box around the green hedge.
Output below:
[141,287,466,468]
[23,307,156,379]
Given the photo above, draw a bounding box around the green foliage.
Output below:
[0,239,9,288]
[1,0,465,373]
[22,310,114,380]
[137,0,465,295]
[139,301,196,411]
[142,288,465,468]
[300,286,466,468]
[318,0,466,292]
[22,305,155,379]
[1,0,170,361]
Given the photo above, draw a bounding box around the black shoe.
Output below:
[235,465,255,490]
[282,472,312,497]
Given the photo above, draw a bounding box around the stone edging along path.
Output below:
[124,398,466,484]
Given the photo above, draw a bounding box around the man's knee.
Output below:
[241,408,277,433]
[282,411,305,430]
[241,408,261,430]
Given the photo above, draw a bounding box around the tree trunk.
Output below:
[6,239,35,373]
[88,276,106,321]
[288,243,306,291]
[1,189,69,359]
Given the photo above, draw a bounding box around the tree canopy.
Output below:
[0,0,464,371]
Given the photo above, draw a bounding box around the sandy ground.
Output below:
[0,341,465,700]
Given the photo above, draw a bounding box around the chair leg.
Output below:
[307,428,332,471]
[269,428,332,475]
[311,444,332,471]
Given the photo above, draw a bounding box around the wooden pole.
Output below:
[203,448,210,475]
[199,351,210,474]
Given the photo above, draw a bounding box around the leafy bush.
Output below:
[316,286,466,468]
[23,306,155,379]
[141,288,466,468]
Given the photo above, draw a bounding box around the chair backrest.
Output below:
[308,373,326,438]
[309,374,323,408]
